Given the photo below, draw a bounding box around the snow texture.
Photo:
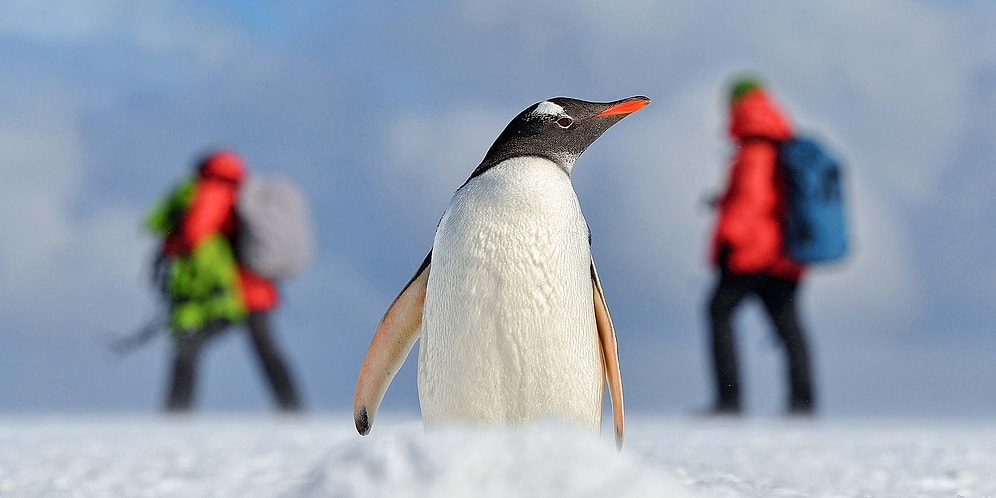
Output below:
[1,415,994,497]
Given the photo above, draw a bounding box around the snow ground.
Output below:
[0,415,994,497]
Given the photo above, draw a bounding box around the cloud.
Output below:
[0,122,153,334]
[806,168,923,335]
[0,128,79,282]
[583,82,725,298]
[0,1,242,61]
[763,2,969,206]
[383,106,507,228]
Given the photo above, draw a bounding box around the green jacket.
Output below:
[146,179,247,335]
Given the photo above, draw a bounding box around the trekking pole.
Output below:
[107,309,169,356]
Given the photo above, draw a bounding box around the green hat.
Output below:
[729,76,764,105]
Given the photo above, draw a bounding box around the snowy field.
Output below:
[1,415,994,497]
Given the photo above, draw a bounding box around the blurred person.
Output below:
[147,150,302,412]
[704,77,815,416]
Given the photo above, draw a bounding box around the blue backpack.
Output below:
[777,136,849,264]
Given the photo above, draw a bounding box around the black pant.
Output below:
[166,311,302,412]
[707,271,815,414]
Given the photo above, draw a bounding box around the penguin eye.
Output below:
[556,116,574,129]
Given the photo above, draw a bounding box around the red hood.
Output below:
[198,150,246,184]
[728,89,792,141]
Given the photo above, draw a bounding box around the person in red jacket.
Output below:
[705,77,815,416]
[162,150,302,412]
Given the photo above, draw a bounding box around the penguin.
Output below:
[354,96,650,449]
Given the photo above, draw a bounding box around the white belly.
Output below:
[418,157,603,431]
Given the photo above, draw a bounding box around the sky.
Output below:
[0,1,993,418]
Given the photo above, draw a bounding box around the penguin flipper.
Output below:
[354,251,431,436]
[591,259,624,450]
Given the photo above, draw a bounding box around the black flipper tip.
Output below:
[355,406,371,436]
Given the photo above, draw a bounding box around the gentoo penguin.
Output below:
[354,96,650,449]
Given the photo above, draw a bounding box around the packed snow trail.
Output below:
[1,415,993,497]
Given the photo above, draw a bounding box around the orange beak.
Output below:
[595,96,651,117]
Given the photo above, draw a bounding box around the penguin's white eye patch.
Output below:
[531,101,567,119]
[556,117,574,128]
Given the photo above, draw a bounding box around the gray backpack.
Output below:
[235,176,315,279]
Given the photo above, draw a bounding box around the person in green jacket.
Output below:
[147,178,247,336]
[147,150,301,412]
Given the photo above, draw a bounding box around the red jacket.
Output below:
[163,151,279,311]
[710,89,804,281]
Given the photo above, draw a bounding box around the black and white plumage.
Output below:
[354,96,650,449]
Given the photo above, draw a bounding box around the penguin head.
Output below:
[472,96,650,178]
